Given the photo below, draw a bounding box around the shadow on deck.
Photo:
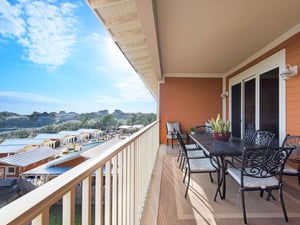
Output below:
[141,144,300,225]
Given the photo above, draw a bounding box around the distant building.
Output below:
[0,138,46,158]
[0,147,60,179]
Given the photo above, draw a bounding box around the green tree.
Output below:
[100,114,118,131]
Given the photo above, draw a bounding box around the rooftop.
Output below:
[0,147,60,167]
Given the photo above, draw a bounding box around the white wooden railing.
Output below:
[0,121,160,225]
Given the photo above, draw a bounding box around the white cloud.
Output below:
[0,91,64,104]
[0,0,25,37]
[115,75,154,101]
[0,0,78,68]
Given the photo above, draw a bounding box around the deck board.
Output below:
[142,144,300,225]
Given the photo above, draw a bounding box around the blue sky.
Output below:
[0,0,156,115]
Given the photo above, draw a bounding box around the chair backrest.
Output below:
[166,122,181,134]
[195,125,211,134]
[281,134,300,164]
[176,131,185,149]
[252,130,276,146]
[243,129,256,143]
[240,146,295,185]
[205,121,212,133]
[176,131,188,158]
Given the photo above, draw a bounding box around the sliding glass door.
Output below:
[229,50,285,143]
[259,67,279,145]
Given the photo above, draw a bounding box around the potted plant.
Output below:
[190,127,195,135]
[209,114,231,141]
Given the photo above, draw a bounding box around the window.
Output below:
[7,167,16,175]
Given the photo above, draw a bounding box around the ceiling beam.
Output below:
[88,0,130,9]
[104,13,138,28]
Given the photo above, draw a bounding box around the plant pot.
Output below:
[212,132,231,141]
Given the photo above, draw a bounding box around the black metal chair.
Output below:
[252,130,276,146]
[176,133,206,170]
[243,128,257,143]
[232,130,275,166]
[281,134,300,185]
[227,146,295,224]
[177,131,219,199]
[195,125,212,134]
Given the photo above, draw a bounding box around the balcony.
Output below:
[142,143,300,225]
[1,121,299,225]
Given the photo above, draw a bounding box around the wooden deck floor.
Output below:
[141,144,300,225]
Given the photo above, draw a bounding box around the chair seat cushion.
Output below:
[187,150,206,158]
[227,167,279,188]
[283,165,299,175]
[185,143,199,150]
[189,158,218,172]
[166,134,174,139]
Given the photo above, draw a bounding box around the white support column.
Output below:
[82,176,92,225]
[105,161,111,225]
[95,167,103,225]
[63,189,75,225]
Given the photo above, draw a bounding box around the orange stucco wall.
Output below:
[159,77,222,144]
[286,33,300,135]
[224,33,300,169]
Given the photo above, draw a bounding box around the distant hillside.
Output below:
[0,109,156,131]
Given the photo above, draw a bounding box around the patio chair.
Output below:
[232,130,275,166]
[166,122,187,148]
[176,132,206,170]
[281,134,300,185]
[177,131,219,199]
[243,128,257,143]
[252,130,276,146]
[227,146,295,224]
[195,125,212,134]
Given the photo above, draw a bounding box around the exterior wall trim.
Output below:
[228,49,286,143]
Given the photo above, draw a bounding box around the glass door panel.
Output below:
[259,67,279,145]
[231,83,241,138]
[244,78,255,131]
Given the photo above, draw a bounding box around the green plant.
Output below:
[209,114,230,133]
[190,127,195,132]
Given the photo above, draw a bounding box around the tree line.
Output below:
[0,113,157,142]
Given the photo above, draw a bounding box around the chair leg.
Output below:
[183,167,188,183]
[177,149,181,161]
[260,189,264,198]
[208,172,213,183]
[241,189,247,224]
[179,154,183,169]
[213,168,222,201]
[185,171,191,198]
[266,190,276,201]
[180,157,186,171]
[279,184,289,222]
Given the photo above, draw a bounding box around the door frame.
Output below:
[228,49,286,144]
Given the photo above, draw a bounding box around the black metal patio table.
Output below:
[189,133,260,200]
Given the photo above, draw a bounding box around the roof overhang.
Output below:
[86,0,300,99]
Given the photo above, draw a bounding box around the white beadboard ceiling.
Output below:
[87,0,300,100]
